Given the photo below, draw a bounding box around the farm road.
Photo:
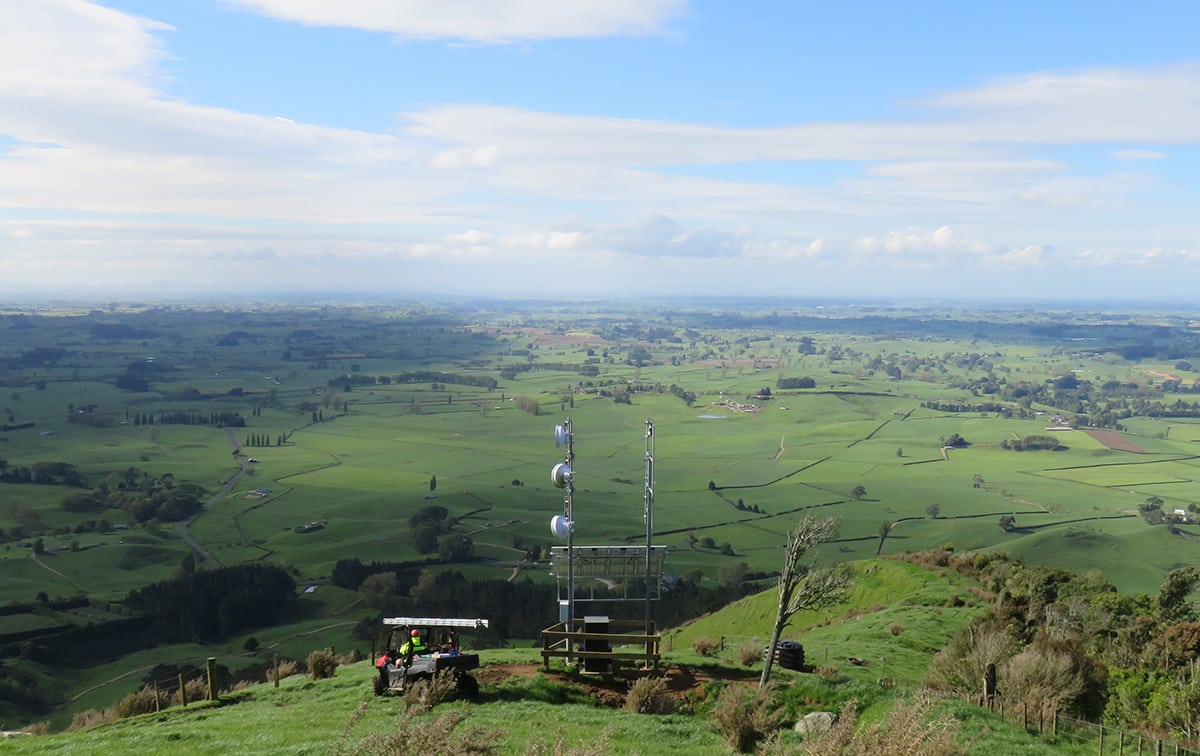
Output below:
[173,427,247,570]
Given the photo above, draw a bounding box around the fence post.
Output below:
[178,673,186,707]
[984,662,997,711]
[1022,701,1027,731]
[154,678,161,712]
[206,656,218,701]
[274,654,280,688]
[1099,724,1104,755]
[1053,710,1058,738]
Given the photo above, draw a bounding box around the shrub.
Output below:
[791,694,960,755]
[709,682,783,753]
[889,623,905,637]
[267,658,299,683]
[335,649,363,665]
[692,637,720,657]
[403,669,459,711]
[68,708,114,731]
[333,706,502,756]
[625,675,671,714]
[170,676,210,706]
[111,685,167,718]
[737,643,761,666]
[307,648,339,680]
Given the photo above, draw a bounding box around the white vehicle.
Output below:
[373,616,489,697]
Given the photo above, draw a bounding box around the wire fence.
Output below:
[975,696,1199,756]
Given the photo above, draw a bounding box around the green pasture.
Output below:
[1005,518,1199,594]
[7,301,1200,734]
[665,559,988,684]
[1162,421,1200,442]
[0,611,65,635]
[1034,458,1200,488]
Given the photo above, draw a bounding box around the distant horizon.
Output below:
[1,289,1197,315]
[4,2,1200,300]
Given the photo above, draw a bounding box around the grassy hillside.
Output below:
[665,558,988,684]
[3,657,1073,755]
[2,557,1083,754]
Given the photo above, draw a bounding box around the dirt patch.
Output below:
[1082,429,1150,453]
[476,661,759,707]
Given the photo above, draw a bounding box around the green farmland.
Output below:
[2,299,1200,728]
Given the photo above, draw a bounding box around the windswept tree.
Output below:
[760,515,851,688]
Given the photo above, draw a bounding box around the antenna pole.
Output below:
[564,417,575,662]
[644,419,654,637]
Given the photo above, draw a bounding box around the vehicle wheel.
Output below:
[372,675,384,697]
[456,673,479,698]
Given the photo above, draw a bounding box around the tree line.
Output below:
[125,564,295,643]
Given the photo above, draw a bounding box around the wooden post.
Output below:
[1053,710,1058,737]
[1098,724,1104,754]
[983,662,997,711]
[178,673,187,707]
[206,656,218,701]
[154,678,161,712]
[273,655,280,688]
[1022,701,1027,730]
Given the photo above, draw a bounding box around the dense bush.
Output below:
[307,648,338,680]
[709,682,783,753]
[624,675,671,714]
[692,637,720,657]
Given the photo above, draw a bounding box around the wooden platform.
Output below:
[540,618,660,671]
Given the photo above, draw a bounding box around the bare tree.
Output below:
[760,516,851,688]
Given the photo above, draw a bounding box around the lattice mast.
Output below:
[643,419,655,636]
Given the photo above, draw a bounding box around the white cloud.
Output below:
[852,226,999,259]
[3,3,1200,299]
[0,0,170,101]
[922,64,1200,143]
[218,0,685,42]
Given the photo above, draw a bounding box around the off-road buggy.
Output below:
[373,616,489,697]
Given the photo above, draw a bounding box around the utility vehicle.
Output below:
[373,616,489,697]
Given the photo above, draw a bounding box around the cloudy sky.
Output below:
[2,1,1199,302]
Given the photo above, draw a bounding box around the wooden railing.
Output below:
[540,619,660,671]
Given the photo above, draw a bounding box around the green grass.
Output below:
[7,301,1200,737]
[5,642,1078,755]
[665,558,987,683]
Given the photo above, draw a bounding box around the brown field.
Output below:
[1082,428,1150,453]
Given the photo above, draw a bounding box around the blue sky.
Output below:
[2,1,1200,301]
